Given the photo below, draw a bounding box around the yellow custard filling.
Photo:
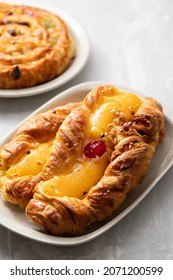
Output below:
[37,88,142,199]
[37,154,108,199]
[6,139,53,178]
[90,93,141,138]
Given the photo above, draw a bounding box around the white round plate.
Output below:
[0,81,173,246]
[0,0,90,98]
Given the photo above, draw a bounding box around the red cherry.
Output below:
[83,140,106,158]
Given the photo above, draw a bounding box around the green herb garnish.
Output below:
[44,20,53,29]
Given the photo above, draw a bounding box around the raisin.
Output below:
[12,66,20,80]
[6,11,13,16]
[8,29,17,36]
[19,21,30,27]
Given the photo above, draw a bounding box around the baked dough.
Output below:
[0,2,75,89]
[0,85,165,236]
[23,85,165,236]
[0,103,78,207]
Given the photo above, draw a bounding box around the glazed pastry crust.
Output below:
[0,103,79,206]
[0,2,75,89]
[25,86,165,236]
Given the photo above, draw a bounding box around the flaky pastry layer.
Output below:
[0,85,165,236]
[25,85,165,236]
[0,103,79,207]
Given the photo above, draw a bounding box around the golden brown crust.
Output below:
[0,3,75,89]
[0,103,79,169]
[0,104,87,208]
[25,87,165,236]
[0,103,79,207]
[0,85,165,235]
[40,106,88,180]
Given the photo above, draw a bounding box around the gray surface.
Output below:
[0,0,173,259]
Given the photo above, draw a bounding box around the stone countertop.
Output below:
[0,0,173,259]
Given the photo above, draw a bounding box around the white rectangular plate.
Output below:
[0,81,173,246]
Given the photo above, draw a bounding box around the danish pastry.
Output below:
[0,102,79,207]
[0,2,75,89]
[23,85,165,236]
